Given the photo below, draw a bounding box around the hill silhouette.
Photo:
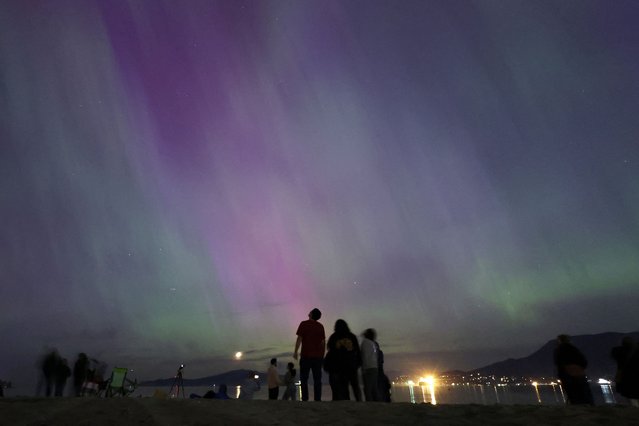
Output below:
[140,332,638,386]
[140,369,266,387]
[470,331,639,378]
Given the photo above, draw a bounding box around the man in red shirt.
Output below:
[294,308,325,401]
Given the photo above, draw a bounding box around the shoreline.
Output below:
[1,397,638,426]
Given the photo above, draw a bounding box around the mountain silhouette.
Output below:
[140,332,638,386]
[470,331,639,378]
[140,369,266,387]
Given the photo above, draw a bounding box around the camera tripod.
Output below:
[169,364,185,398]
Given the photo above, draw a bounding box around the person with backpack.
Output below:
[325,319,362,401]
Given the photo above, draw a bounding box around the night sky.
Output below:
[2,0,639,385]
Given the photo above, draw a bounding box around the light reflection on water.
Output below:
[133,382,619,405]
[600,383,616,404]
[399,382,619,405]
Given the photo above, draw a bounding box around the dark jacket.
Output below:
[554,343,587,378]
[325,332,361,374]
[73,355,89,386]
[612,344,639,398]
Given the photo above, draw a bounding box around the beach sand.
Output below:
[1,398,638,426]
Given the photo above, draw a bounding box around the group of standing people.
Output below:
[325,321,390,402]
[292,307,390,402]
[266,358,297,400]
[37,349,71,397]
[554,334,639,406]
[37,349,98,397]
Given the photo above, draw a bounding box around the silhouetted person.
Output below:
[238,371,260,400]
[215,384,230,400]
[35,352,45,396]
[203,389,217,399]
[553,334,594,405]
[0,380,11,397]
[41,349,60,397]
[189,387,222,399]
[267,358,280,400]
[189,388,216,399]
[294,308,325,401]
[377,346,392,402]
[73,353,89,397]
[325,319,362,401]
[361,328,382,401]
[611,336,639,406]
[282,362,297,401]
[54,358,71,397]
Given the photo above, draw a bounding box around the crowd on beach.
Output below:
[31,349,109,397]
[210,309,639,406]
[193,308,391,402]
[2,310,638,408]
[286,308,391,402]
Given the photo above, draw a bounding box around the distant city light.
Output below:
[424,376,436,386]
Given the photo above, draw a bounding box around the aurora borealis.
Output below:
[1,0,639,384]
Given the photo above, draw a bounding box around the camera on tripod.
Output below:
[169,363,186,398]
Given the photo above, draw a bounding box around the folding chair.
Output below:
[105,367,136,397]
